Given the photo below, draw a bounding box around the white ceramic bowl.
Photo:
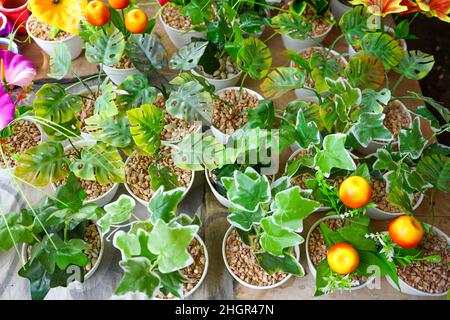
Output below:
[205,168,231,208]
[385,225,449,297]
[305,215,371,292]
[211,87,264,144]
[191,68,243,91]
[222,226,300,290]
[21,222,104,282]
[102,64,141,86]
[124,153,196,207]
[26,15,83,60]
[330,0,352,23]
[159,15,207,49]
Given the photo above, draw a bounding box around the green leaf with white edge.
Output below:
[416,154,450,192]
[104,194,135,224]
[373,149,399,171]
[326,77,362,122]
[127,34,168,74]
[361,32,404,69]
[260,67,306,99]
[117,74,158,108]
[404,170,433,192]
[70,142,125,184]
[157,270,186,298]
[271,13,311,39]
[166,81,213,123]
[314,133,356,177]
[351,163,371,183]
[48,42,71,79]
[410,106,441,131]
[148,165,180,193]
[272,187,320,232]
[256,252,304,277]
[360,88,391,114]
[115,258,160,299]
[394,50,435,80]
[113,230,141,259]
[85,27,125,66]
[148,187,185,224]
[85,113,133,149]
[169,41,208,71]
[271,176,291,196]
[148,220,198,274]
[228,210,263,231]
[94,79,118,117]
[398,118,427,160]
[350,112,393,147]
[237,38,272,80]
[260,217,304,256]
[15,142,70,186]
[345,54,385,90]
[337,224,377,252]
[386,185,413,213]
[222,167,271,213]
[294,109,320,149]
[127,104,164,155]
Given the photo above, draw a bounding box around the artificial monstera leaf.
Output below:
[398,118,427,159]
[361,32,404,69]
[70,142,125,184]
[221,167,271,213]
[166,81,213,122]
[148,165,180,193]
[260,67,306,99]
[34,83,83,127]
[237,38,272,80]
[259,217,304,256]
[256,252,305,276]
[239,11,268,35]
[271,13,312,40]
[115,258,161,299]
[117,74,158,108]
[85,27,125,66]
[148,220,198,274]
[48,42,72,80]
[94,79,118,116]
[271,187,320,232]
[360,88,391,114]
[15,142,70,186]
[294,109,320,149]
[169,41,208,71]
[127,104,164,155]
[345,54,385,90]
[314,133,356,177]
[416,154,450,192]
[99,195,136,236]
[127,34,168,74]
[148,187,185,224]
[85,113,133,149]
[310,52,346,94]
[339,6,369,47]
[393,50,435,80]
[350,112,393,147]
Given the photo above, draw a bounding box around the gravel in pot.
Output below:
[0,120,41,168]
[161,4,213,31]
[111,55,135,70]
[370,178,420,213]
[78,93,97,132]
[27,15,72,41]
[194,55,240,80]
[380,101,411,141]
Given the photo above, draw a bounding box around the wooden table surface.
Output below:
[0,5,448,300]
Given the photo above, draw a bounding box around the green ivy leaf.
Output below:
[228,210,263,231]
[169,41,208,71]
[148,165,180,193]
[398,118,427,159]
[314,133,356,177]
[148,187,185,224]
[373,149,399,171]
[294,109,320,149]
[256,252,304,276]
[117,74,158,108]
[115,258,160,299]
[0,210,34,251]
[394,50,434,80]
[48,42,72,79]
[55,173,86,212]
[157,270,186,298]
[260,217,303,256]
[350,112,393,147]
[260,67,306,99]
[85,27,125,66]
[237,38,272,80]
[410,106,441,131]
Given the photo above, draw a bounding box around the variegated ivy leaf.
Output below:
[221,167,271,213]
[166,81,213,123]
[259,217,304,256]
[260,67,306,99]
[294,109,320,149]
[410,106,441,131]
[271,176,292,197]
[98,195,136,236]
[127,104,164,155]
[325,77,362,122]
[394,50,435,80]
[314,133,356,177]
[169,41,208,71]
[373,149,399,172]
[113,230,141,258]
[228,210,263,231]
[48,42,71,79]
[115,258,161,299]
[359,88,391,116]
[148,187,186,224]
[350,112,393,148]
[271,187,320,232]
[94,79,118,116]
[70,142,125,184]
[398,118,427,159]
[148,220,198,274]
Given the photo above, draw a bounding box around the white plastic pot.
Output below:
[290,48,347,100]
[50,139,120,208]
[102,64,141,86]
[124,153,196,207]
[356,100,412,156]
[191,68,243,91]
[280,17,333,52]
[205,168,231,208]
[330,0,352,22]
[306,215,371,292]
[222,226,300,290]
[26,15,83,60]
[21,222,104,282]
[385,225,449,297]
[211,87,264,144]
[159,15,206,49]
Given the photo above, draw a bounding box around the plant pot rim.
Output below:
[222,225,299,290]
[204,167,230,208]
[26,15,78,43]
[123,151,196,207]
[0,0,28,12]
[305,215,371,292]
[102,63,138,72]
[158,13,204,34]
[191,68,243,83]
[20,221,104,282]
[386,224,449,297]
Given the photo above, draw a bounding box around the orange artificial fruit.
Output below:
[339,176,372,209]
[108,0,130,9]
[388,215,424,248]
[125,8,148,34]
[87,0,110,27]
[327,243,360,275]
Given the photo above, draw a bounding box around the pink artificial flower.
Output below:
[0,50,36,87]
[0,85,15,130]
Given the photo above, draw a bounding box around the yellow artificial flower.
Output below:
[28,0,88,35]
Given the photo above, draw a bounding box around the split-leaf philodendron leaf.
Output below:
[169,41,208,71]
